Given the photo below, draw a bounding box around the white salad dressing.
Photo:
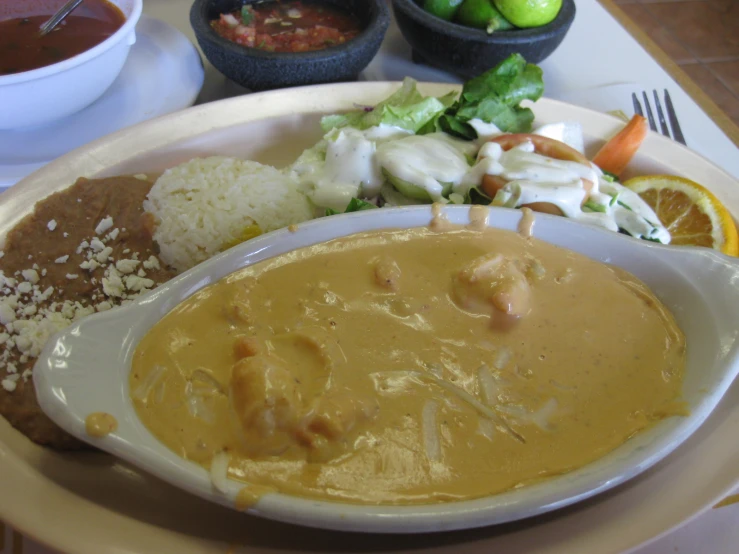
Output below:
[468,119,585,155]
[376,134,473,201]
[469,119,503,143]
[469,140,669,242]
[290,116,669,244]
[293,125,412,210]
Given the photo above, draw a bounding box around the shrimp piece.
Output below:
[230,355,301,456]
[452,253,532,320]
[296,391,378,461]
[373,257,401,291]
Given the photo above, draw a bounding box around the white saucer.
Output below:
[0,16,204,188]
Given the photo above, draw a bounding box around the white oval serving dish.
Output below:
[33,204,739,534]
[0,0,142,129]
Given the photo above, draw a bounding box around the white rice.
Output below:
[144,157,314,272]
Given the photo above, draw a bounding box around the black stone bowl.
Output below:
[391,0,576,79]
[191,0,390,91]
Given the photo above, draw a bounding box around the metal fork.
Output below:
[632,90,686,145]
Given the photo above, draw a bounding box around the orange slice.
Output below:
[624,175,738,256]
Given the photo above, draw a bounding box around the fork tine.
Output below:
[664,90,687,145]
[653,90,671,138]
[632,93,644,117]
[642,92,657,132]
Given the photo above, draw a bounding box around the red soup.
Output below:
[211,1,362,53]
[0,0,126,76]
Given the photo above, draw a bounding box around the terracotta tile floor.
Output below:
[613,0,739,126]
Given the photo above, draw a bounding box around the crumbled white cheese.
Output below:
[89,237,105,252]
[143,256,160,270]
[21,269,39,284]
[36,287,54,302]
[63,232,69,238]
[96,247,113,264]
[95,216,114,235]
[102,268,125,298]
[115,259,139,274]
[47,220,57,231]
[1,224,168,393]
[80,259,100,272]
[0,272,15,288]
[124,275,154,292]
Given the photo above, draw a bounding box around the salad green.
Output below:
[320,53,543,139]
[320,78,457,134]
[325,197,378,216]
[438,53,544,139]
[288,54,671,245]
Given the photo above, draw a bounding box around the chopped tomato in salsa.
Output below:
[211,1,362,53]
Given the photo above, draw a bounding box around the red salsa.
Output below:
[0,0,125,75]
[211,1,362,53]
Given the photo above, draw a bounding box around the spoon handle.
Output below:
[38,0,85,37]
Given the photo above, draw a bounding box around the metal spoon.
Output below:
[38,0,84,37]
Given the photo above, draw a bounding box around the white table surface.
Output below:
[3,0,738,552]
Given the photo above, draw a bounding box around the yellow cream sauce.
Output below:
[130,222,686,505]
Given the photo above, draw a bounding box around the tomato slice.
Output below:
[488,134,590,164]
[481,134,594,216]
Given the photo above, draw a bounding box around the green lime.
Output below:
[423,0,465,21]
[456,0,514,33]
[492,0,562,28]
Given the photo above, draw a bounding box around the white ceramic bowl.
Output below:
[33,205,739,534]
[0,0,142,129]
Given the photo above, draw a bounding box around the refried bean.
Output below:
[0,176,177,449]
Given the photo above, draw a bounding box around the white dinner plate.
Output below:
[0,15,204,188]
[0,83,738,554]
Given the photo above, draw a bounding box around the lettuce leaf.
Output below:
[466,186,493,205]
[325,197,378,216]
[438,54,544,139]
[320,78,457,134]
